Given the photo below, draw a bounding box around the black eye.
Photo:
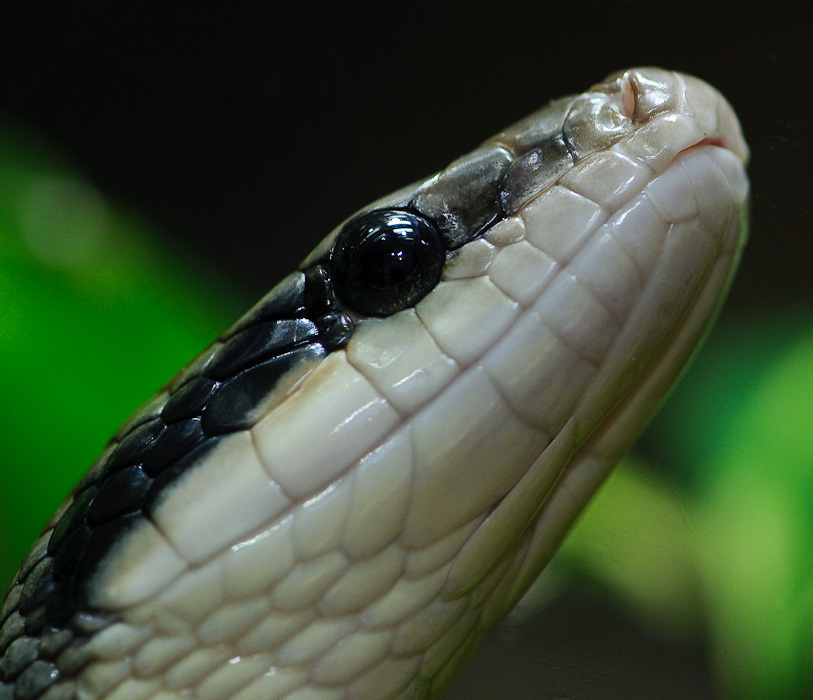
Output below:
[331,209,445,316]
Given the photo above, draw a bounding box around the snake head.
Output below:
[0,68,748,700]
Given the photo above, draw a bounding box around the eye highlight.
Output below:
[330,209,445,316]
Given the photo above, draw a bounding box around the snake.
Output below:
[0,67,748,700]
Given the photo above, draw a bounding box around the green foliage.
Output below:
[560,315,813,698]
[0,123,242,587]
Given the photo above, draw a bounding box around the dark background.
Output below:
[0,3,809,312]
[0,2,809,698]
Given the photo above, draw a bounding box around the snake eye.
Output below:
[330,209,445,316]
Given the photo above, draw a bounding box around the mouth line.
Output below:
[683,135,748,165]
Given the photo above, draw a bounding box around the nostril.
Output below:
[618,75,636,119]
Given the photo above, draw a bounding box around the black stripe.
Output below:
[0,268,355,699]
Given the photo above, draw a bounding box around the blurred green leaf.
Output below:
[692,322,813,699]
[0,122,244,587]
[562,315,813,699]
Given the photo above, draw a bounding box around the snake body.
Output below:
[0,68,748,700]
